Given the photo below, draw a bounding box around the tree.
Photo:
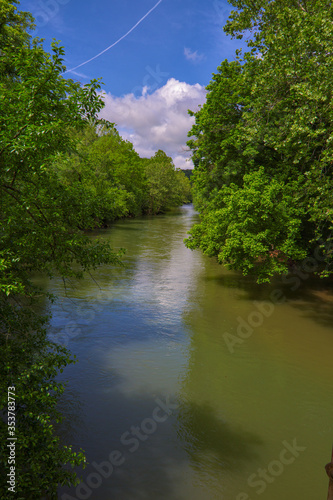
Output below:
[185,0,333,282]
[0,1,122,497]
[52,126,192,222]
[52,124,145,223]
[143,150,191,214]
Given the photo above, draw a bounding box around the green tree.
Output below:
[174,168,192,204]
[144,150,191,214]
[0,1,122,497]
[53,127,191,222]
[186,0,333,282]
[52,123,145,223]
[84,125,147,217]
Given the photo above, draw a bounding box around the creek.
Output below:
[45,204,333,500]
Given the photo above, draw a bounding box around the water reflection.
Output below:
[177,400,262,470]
[47,205,333,500]
[180,247,333,499]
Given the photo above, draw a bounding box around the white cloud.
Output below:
[99,78,207,169]
[184,47,205,63]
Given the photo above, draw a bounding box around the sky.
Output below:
[21,0,245,169]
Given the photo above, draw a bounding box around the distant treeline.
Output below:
[53,124,192,227]
[181,169,193,182]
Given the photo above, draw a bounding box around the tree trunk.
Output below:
[326,447,333,500]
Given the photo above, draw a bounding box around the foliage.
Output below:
[52,124,143,223]
[0,1,123,497]
[143,150,192,214]
[181,169,193,184]
[54,133,192,219]
[0,314,86,499]
[185,0,333,282]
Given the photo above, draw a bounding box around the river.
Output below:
[44,204,332,500]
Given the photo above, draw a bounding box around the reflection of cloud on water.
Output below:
[103,339,188,398]
[45,206,204,348]
[127,235,204,320]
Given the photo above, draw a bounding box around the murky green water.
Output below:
[45,205,332,500]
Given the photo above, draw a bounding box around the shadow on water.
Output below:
[177,400,262,472]
[55,387,85,445]
[58,391,186,500]
[286,290,333,329]
[203,267,333,329]
[58,388,262,500]
[203,271,259,293]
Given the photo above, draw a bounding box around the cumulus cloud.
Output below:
[99,78,206,169]
[184,47,205,63]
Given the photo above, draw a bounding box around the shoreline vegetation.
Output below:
[185,0,333,284]
[52,124,192,228]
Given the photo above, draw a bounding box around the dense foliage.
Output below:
[142,150,192,214]
[186,0,333,282]
[0,1,190,498]
[54,129,191,221]
[0,3,120,498]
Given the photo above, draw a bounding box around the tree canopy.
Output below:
[143,150,192,214]
[186,0,333,282]
[54,128,191,221]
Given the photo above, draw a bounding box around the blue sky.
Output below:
[21,0,244,168]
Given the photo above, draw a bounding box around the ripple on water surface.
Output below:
[50,206,333,500]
